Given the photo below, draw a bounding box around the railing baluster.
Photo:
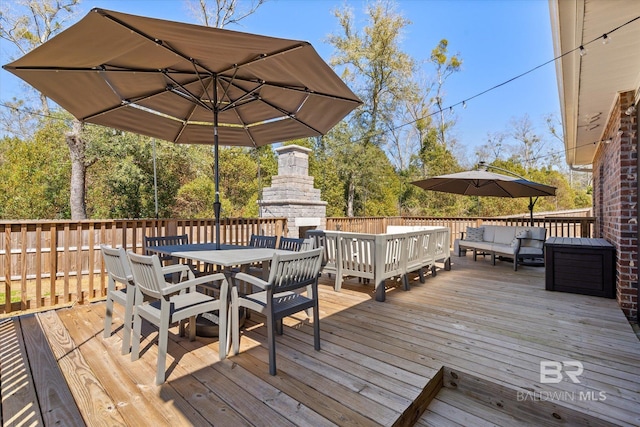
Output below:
[0,215,592,315]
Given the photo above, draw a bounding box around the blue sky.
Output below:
[0,0,561,163]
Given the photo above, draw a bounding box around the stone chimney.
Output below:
[258,144,327,238]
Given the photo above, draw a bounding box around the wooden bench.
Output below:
[309,227,451,302]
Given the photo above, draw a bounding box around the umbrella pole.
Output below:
[528,196,538,227]
[214,136,221,249]
[213,83,221,250]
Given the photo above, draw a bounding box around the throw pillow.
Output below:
[516,230,530,239]
[511,237,520,250]
[465,227,484,242]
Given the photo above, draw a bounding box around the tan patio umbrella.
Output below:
[411,165,556,225]
[3,8,362,247]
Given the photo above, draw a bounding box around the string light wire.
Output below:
[1,15,638,157]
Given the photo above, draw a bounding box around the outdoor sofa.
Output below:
[458,225,546,271]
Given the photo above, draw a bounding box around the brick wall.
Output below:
[593,91,638,320]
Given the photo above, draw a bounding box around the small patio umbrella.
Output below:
[411,167,556,225]
[3,8,362,248]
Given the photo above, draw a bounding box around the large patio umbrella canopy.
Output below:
[4,8,361,246]
[411,170,557,224]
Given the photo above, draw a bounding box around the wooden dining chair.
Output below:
[278,236,305,251]
[127,251,230,385]
[249,234,277,248]
[100,245,135,355]
[101,244,193,355]
[230,248,323,375]
[144,234,189,264]
[143,233,207,277]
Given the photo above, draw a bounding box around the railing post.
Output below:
[4,224,12,313]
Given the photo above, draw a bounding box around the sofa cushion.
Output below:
[515,229,530,239]
[519,246,544,256]
[462,241,493,252]
[465,227,484,242]
[518,227,546,249]
[491,243,515,255]
[482,226,496,242]
[493,226,516,244]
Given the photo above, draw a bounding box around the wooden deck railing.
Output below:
[0,215,594,316]
[0,217,286,315]
[327,216,595,249]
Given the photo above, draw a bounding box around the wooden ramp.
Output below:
[1,254,639,426]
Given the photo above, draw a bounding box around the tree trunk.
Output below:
[347,179,355,217]
[65,119,87,220]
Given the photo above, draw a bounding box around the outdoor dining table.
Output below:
[145,243,293,338]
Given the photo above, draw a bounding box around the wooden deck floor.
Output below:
[2,254,639,426]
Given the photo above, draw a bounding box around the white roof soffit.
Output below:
[549,0,640,169]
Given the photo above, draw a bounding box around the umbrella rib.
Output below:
[6,63,362,106]
[164,72,213,111]
[257,96,323,135]
[217,43,308,75]
[95,9,215,76]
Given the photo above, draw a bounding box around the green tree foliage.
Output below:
[328,0,414,216]
[0,117,70,218]
[0,0,590,221]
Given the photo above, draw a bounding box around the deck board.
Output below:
[0,317,45,427]
[2,254,639,426]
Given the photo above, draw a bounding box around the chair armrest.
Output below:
[160,263,193,279]
[460,231,466,240]
[161,272,229,296]
[233,272,270,291]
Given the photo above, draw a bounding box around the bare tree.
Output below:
[429,39,462,147]
[509,114,546,171]
[475,131,506,164]
[184,0,267,28]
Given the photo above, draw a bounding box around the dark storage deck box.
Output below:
[544,237,616,298]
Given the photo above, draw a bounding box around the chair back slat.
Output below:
[268,248,323,293]
[300,237,315,251]
[278,237,305,251]
[144,234,189,262]
[127,252,168,299]
[100,245,131,285]
[249,234,277,248]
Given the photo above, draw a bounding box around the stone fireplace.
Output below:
[258,144,327,238]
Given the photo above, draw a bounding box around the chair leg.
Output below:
[131,309,142,361]
[313,302,321,351]
[121,289,134,355]
[305,284,313,317]
[402,273,410,290]
[188,315,196,341]
[156,325,168,385]
[103,295,114,339]
[231,288,241,356]
[266,312,277,375]
[218,307,228,360]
